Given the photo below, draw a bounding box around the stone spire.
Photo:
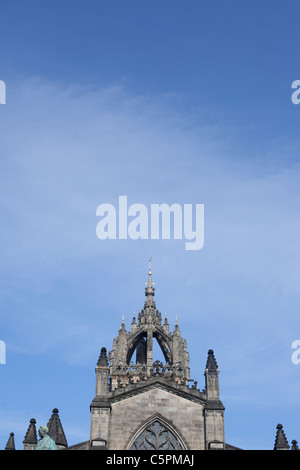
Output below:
[47,408,68,449]
[144,257,156,312]
[94,346,110,398]
[204,349,225,449]
[206,349,218,372]
[163,313,169,334]
[131,313,137,333]
[97,347,109,367]
[5,432,15,450]
[138,258,162,329]
[274,424,290,450]
[120,316,126,331]
[23,418,38,450]
[204,349,222,404]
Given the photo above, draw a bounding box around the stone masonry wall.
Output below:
[107,387,205,450]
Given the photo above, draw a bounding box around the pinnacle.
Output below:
[47,408,68,447]
[23,418,37,445]
[274,423,290,450]
[97,347,109,367]
[206,349,218,371]
[5,432,15,450]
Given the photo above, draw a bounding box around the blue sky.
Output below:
[0,0,300,450]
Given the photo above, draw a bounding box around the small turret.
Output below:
[163,313,169,334]
[204,349,225,449]
[131,313,137,333]
[97,346,109,367]
[274,424,290,450]
[95,347,110,396]
[47,408,68,449]
[90,348,111,448]
[23,418,37,450]
[5,432,15,451]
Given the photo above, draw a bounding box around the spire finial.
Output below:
[291,440,299,450]
[120,316,126,331]
[173,315,180,334]
[144,258,156,312]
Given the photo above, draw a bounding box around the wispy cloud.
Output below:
[0,78,299,399]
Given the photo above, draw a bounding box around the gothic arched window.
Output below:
[129,419,184,450]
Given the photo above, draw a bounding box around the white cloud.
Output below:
[0,77,299,375]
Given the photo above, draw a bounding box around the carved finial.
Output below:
[291,440,299,450]
[97,347,109,366]
[119,316,126,331]
[291,439,299,450]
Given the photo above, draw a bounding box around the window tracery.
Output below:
[130,420,183,450]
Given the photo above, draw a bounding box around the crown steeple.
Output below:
[107,259,190,387]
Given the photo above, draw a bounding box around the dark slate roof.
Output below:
[47,408,68,447]
[23,418,37,445]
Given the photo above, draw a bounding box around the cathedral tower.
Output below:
[89,261,226,450]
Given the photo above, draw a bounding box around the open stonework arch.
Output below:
[126,329,172,366]
[127,414,187,450]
